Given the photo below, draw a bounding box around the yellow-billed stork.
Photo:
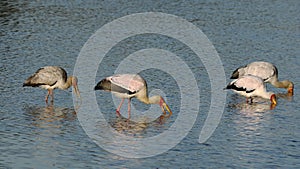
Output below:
[225,75,277,105]
[94,74,172,119]
[23,66,80,104]
[231,61,293,94]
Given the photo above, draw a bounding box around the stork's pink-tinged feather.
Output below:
[95,74,172,119]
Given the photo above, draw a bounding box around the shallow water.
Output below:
[1,0,299,168]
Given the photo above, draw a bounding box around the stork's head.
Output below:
[71,76,80,98]
[159,96,172,117]
[287,81,294,95]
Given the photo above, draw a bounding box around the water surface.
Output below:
[1,0,299,168]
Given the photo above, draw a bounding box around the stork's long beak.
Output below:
[270,103,276,110]
[288,87,293,95]
[270,95,277,110]
[270,94,277,105]
[73,84,81,99]
[162,102,172,117]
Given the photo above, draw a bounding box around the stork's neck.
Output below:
[148,95,162,104]
[139,95,161,105]
[271,80,293,89]
[61,76,73,90]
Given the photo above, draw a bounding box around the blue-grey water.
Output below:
[1,0,299,168]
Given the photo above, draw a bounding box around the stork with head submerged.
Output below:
[225,74,277,106]
[94,74,172,119]
[231,61,294,95]
[23,66,80,104]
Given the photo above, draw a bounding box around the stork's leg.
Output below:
[127,98,131,119]
[246,97,253,104]
[247,97,253,104]
[116,98,125,117]
[45,90,50,104]
[49,89,54,103]
[250,97,253,104]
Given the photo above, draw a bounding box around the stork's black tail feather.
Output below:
[230,68,240,79]
[94,79,111,91]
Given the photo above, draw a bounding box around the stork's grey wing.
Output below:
[23,66,66,87]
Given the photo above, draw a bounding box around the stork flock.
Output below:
[225,61,293,106]
[23,61,293,119]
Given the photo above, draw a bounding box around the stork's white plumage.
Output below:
[226,75,277,105]
[23,66,80,104]
[231,61,293,94]
[94,74,172,119]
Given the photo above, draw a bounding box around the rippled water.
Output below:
[1,1,299,168]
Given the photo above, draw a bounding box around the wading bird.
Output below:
[225,75,277,105]
[23,66,80,104]
[231,61,293,94]
[94,74,172,119]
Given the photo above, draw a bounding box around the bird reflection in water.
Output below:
[24,105,77,128]
[109,113,171,136]
[230,102,275,113]
[229,91,293,133]
[23,105,78,159]
[229,102,272,134]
